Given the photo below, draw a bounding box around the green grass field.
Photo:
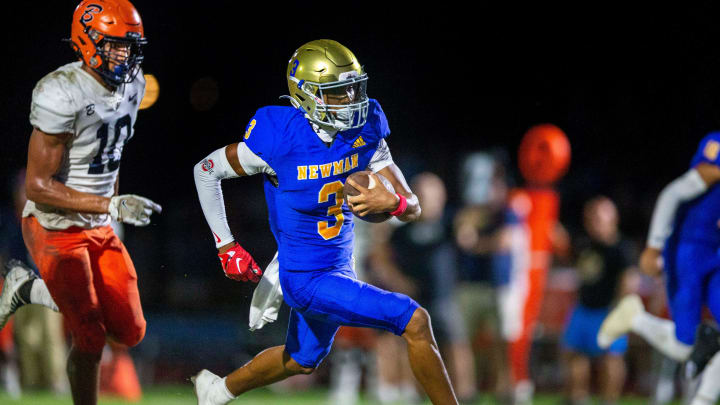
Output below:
[0,386,663,405]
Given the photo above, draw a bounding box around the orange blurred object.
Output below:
[518,124,571,186]
[100,344,142,402]
[507,189,561,383]
[334,326,377,351]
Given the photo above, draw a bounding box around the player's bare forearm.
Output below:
[376,164,421,222]
[695,162,720,186]
[218,242,236,254]
[639,247,663,277]
[25,128,111,214]
[225,143,248,176]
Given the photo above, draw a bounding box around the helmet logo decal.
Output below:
[80,4,103,28]
[339,71,359,80]
[290,60,300,77]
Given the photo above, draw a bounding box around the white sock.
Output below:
[399,381,419,403]
[691,351,720,405]
[329,349,362,404]
[30,280,58,312]
[631,311,691,361]
[376,382,399,404]
[210,377,235,405]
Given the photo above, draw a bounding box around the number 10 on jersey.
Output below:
[88,114,131,174]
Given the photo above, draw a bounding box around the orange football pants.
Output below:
[22,216,145,354]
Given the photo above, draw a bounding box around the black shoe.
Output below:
[685,322,720,379]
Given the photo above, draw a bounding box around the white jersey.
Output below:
[23,61,145,230]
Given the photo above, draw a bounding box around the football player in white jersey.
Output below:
[0,1,160,404]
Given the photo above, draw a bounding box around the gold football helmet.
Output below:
[285,39,369,131]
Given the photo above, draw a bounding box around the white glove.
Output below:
[108,194,162,227]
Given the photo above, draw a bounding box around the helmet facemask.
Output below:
[87,31,146,88]
[289,72,369,131]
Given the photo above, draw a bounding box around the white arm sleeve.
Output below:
[367,139,394,173]
[237,142,275,176]
[647,169,708,249]
[193,147,240,248]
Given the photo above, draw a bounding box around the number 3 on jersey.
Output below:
[317,181,344,240]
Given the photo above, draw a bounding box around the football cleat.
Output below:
[191,369,229,405]
[0,260,36,329]
[684,323,720,379]
[597,294,644,349]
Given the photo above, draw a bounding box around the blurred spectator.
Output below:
[453,151,528,402]
[0,170,68,396]
[562,196,637,405]
[326,218,380,405]
[372,172,477,403]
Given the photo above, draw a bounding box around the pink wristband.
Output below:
[389,193,408,217]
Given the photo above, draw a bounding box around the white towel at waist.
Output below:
[248,253,357,331]
[249,252,283,331]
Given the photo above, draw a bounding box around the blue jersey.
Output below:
[245,99,390,271]
[673,132,720,246]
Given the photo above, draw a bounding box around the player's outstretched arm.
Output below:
[26,128,112,214]
[193,143,262,283]
[641,163,720,275]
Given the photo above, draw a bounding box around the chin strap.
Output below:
[279,95,299,109]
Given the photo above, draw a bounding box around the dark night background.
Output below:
[2,1,720,377]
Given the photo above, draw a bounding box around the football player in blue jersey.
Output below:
[191,40,458,405]
[597,132,720,405]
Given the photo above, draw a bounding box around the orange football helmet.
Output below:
[518,124,571,186]
[69,0,146,87]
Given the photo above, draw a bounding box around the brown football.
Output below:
[344,171,394,223]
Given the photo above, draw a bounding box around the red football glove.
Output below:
[217,243,262,283]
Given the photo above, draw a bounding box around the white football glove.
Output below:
[108,194,162,227]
